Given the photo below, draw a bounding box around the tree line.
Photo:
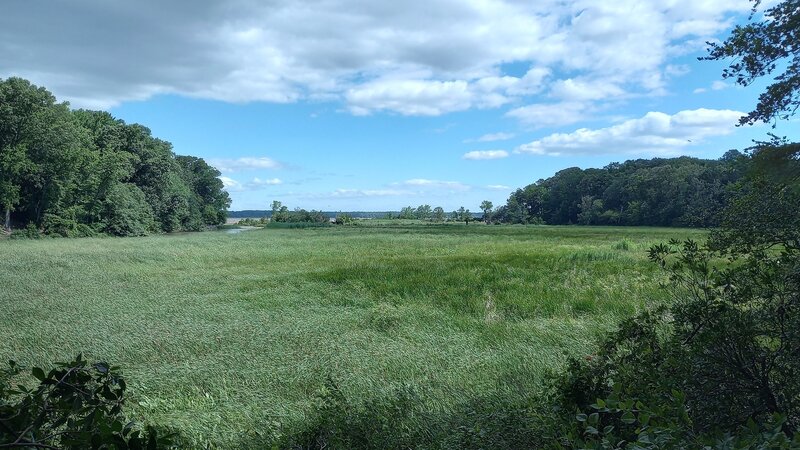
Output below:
[0,77,230,237]
[493,151,749,227]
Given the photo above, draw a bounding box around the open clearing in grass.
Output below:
[0,224,705,447]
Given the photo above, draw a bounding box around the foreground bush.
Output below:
[0,355,176,449]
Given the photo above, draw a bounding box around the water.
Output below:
[225,227,257,234]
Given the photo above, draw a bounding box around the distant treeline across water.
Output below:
[229,210,397,219]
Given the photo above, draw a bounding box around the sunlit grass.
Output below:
[0,224,705,447]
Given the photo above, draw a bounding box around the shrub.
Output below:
[554,236,800,447]
[0,355,177,449]
[9,222,41,239]
[103,183,155,236]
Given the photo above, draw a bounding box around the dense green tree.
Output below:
[176,155,230,228]
[103,183,155,236]
[0,78,229,236]
[432,206,445,222]
[479,200,493,223]
[0,77,90,230]
[415,204,432,220]
[498,155,746,227]
[398,206,415,219]
[270,200,282,217]
[496,184,546,224]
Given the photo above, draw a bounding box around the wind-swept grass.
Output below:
[0,224,704,448]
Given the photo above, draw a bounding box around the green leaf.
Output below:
[32,367,46,381]
[621,411,636,425]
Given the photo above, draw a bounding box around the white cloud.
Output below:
[346,79,472,116]
[515,108,744,156]
[506,102,589,128]
[711,80,731,90]
[0,0,751,113]
[466,132,515,143]
[321,189,412,198]
[463,150,509,160]
[487,184,512,190]
[219,176,243,192]
[345,67,549,116]
[694,79,735,94]
[220,176,282,192]
[395,179,471,191]
[665,64,690,77]
[550,78,626,102]
[208,157,282,173]
[247,177,282,187]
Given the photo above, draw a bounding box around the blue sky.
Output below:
[2,0,797,211]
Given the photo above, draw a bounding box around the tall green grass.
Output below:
[0,224,704,447]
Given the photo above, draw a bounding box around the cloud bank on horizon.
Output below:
[2,0,787,210]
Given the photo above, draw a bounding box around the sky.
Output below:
[2,0,797,211]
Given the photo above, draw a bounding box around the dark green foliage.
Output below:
[42,213,97,238]
[398,206,416,219]
[236,217,268,226]
[175,156,230,228]
[286,377,431,449]
[714,140,800,253]
[103,183,156,236]
[284,376,554,450]
[703,0,800,126]
[265,221,331,229]
[334,213,354,225]
[269,203,330,224]
[553,147,800,448]
[0,355,176,449]
[8,223,41,239]
[497,154,748,227]
[0,78,230,236]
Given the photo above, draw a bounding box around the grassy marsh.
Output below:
[0,224,705,447]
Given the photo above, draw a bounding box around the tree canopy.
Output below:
[0,77,230,236]
[495,153,748,227]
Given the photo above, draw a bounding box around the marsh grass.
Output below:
[0,224,704,447]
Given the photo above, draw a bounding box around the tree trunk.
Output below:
[3,207,10,232]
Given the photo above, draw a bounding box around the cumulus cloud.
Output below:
[465,132,515,143]
[394,179,471,191]
[208,157,282,173]
[308,178,474,201]
[515,108,744,156]
[220,176,283,192]
[345,67,549,115]
[694,80,735,94]
[549,78,626,102]
[506,102,589,128]
[463,150,509,160]
[219,176,243,192]
[0,0,750,113]
[347,79,472,116]
[318,189,412,199]
[247,177,282,187]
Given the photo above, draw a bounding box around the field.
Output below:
[0,224,705,447]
